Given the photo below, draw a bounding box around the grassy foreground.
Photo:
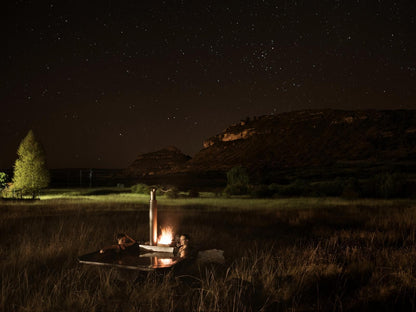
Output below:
[1,192,416,311]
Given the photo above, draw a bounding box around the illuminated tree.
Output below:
[13,130,50,198]
[0,172,7,189]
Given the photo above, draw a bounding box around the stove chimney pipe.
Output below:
[149,189,157,246]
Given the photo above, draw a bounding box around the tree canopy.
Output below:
[0,172,8,189]
[13,130,50,198]
[224,166,250,195]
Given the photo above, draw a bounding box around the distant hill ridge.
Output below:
[128,109,416,178]
[126,146,191,177]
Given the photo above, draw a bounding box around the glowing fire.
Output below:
[157,258,174,266]
[158,226,173,245]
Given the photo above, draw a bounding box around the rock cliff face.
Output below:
[203,128,257,147]
[127,110,416,181]
[189,109,416,173]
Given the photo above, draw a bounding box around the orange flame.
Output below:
[158,226,173,245]
[158,258,174,266]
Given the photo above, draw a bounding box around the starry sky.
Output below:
[2,1,415,169]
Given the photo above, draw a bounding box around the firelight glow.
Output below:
[157,258,174,266]
[158,226,173,245]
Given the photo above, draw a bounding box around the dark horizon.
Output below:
[2,1,415,169]
[2,107,416,171]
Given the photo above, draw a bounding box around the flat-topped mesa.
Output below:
[192,109,416,172]
[126,146,191,176]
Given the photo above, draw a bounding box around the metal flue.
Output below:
[149,189,157,245]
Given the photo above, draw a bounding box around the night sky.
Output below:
[2,1,415,169]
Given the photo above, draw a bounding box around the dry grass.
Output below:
[1,197,416,311]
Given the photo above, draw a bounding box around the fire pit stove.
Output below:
[139,189,175,253]
[78,189,179,271]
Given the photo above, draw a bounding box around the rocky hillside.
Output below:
[187,109,416,172]
[126,110,416,185]
[125,146,190,177]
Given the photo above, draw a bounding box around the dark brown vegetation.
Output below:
[2,198,416,311]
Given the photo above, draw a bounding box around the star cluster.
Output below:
[2,1,415,168]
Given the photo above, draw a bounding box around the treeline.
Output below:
[224,167,414,199]
[130,168,414,199]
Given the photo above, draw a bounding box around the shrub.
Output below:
[363,172,407,198]
[224,184,248,196]
[314,178,345,197]
[1,183,23,198]
[224,166,250,195]
[188,189,200,198]
[378,172,407,198]
[250,184,273,198]
[342,178,360,199]
[0,172,8,189]
[131,183,150,194]
[154,187,165,197]
[278,179,311,197]
[165,187,179,199]
[268,183,280,193]
[227,166,249,186]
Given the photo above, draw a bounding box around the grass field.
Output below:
[1,190,416,311]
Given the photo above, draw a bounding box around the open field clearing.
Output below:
[1,194,416,311]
